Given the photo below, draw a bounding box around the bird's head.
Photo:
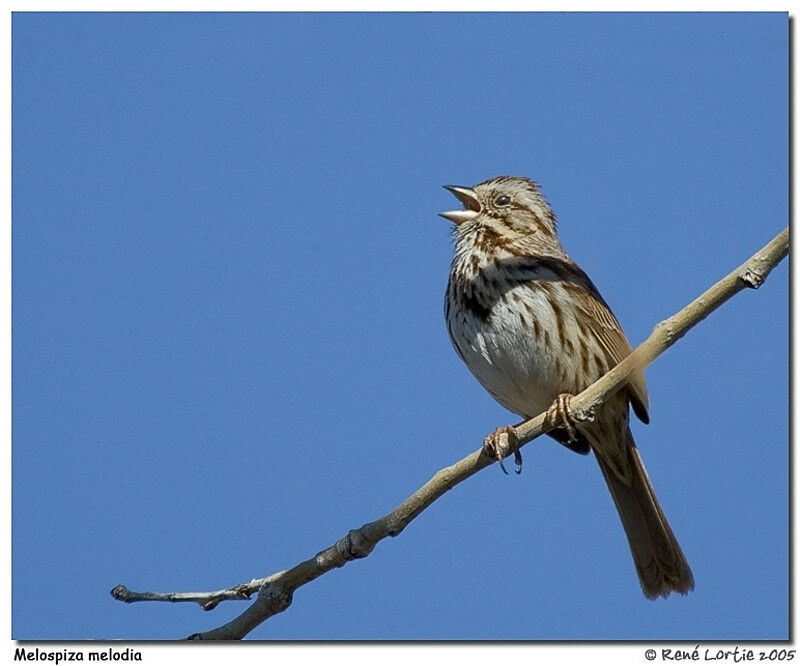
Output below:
[440,175,559,249]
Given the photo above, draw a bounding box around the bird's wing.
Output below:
[571,277,650,423]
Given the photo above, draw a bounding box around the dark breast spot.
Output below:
[463,292,491,323]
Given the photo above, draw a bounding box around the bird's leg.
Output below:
[482,425,520,475]
[546,393,579,443]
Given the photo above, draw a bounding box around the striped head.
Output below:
[440,176,563,256]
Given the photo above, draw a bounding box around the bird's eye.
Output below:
[495,195,511,207]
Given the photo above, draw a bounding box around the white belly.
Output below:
[448,282,581,419]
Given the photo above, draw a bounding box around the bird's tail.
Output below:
[595,430,694,599]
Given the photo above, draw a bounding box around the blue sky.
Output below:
[12,12,787,640]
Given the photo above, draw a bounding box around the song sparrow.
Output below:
[441,175,693,599]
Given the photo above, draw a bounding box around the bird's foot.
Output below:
[546,393,579,443]
[482,425,521,475]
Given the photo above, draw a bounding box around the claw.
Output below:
[482,425,519,475]
[547,393,579,443]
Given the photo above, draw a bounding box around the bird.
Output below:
[441,175,694,599]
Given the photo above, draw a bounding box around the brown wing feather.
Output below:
[567,264,650,423]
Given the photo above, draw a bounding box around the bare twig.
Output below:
[111,227,788,639]
[111,583,258,611]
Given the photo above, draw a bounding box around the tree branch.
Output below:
[110,227,788,639]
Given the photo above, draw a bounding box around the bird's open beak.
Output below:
[440,185,481,224]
